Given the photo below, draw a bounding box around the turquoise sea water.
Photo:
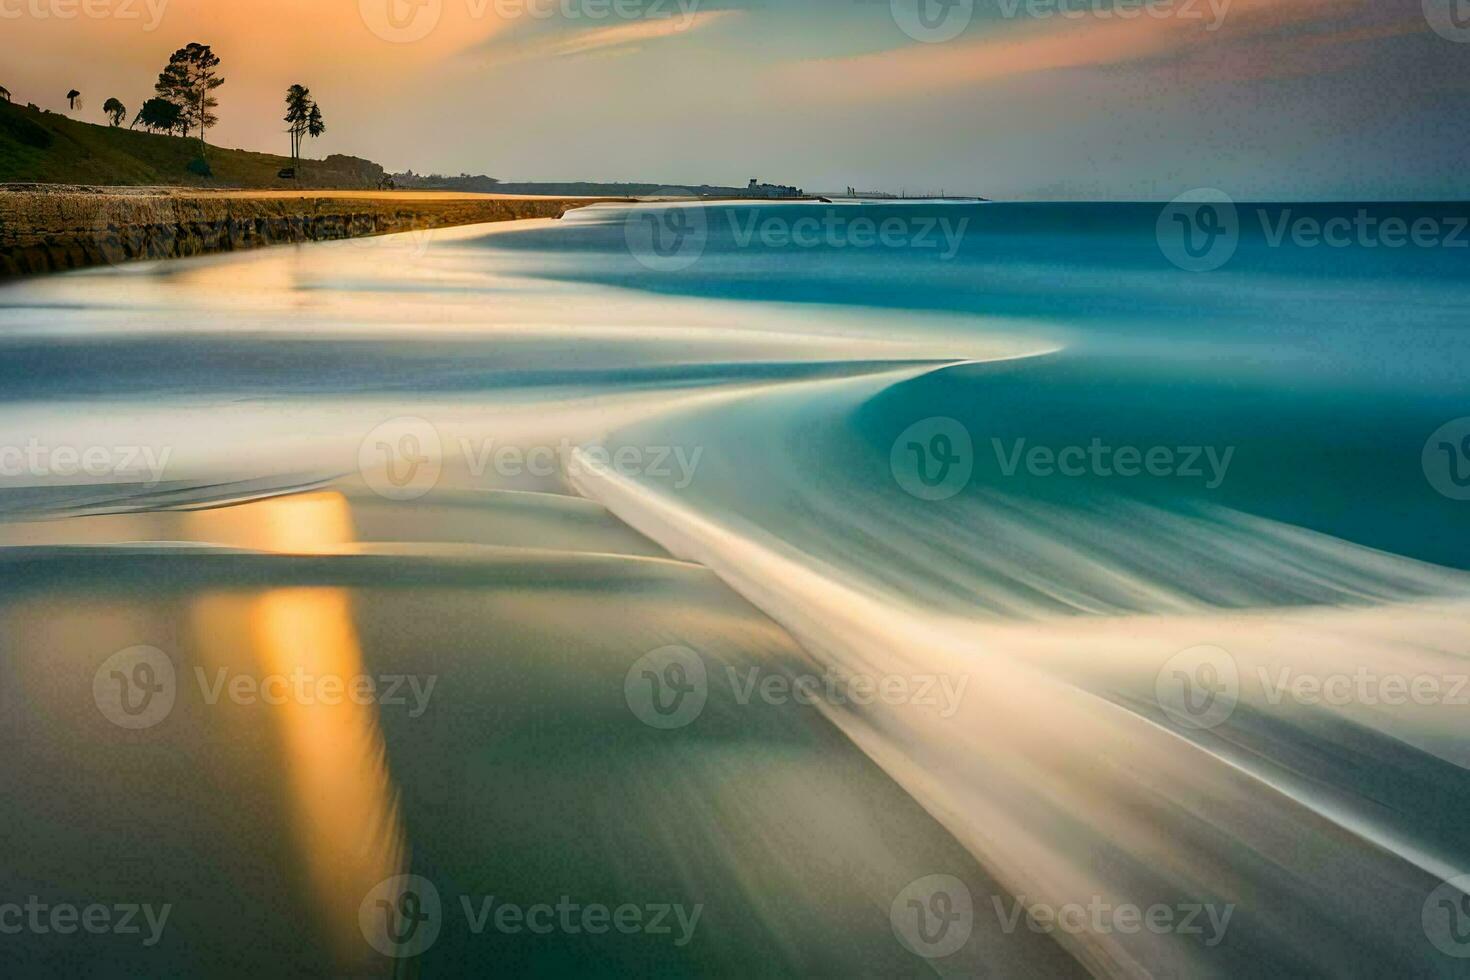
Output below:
[0,201,1467,976]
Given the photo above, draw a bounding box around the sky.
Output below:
[3,0,1468,198]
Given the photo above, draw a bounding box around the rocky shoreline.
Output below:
[0,186,617,276]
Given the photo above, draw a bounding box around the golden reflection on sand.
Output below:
[182,490,356,553]
[189,492,403,960]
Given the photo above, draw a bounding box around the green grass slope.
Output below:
[0,100,385,189]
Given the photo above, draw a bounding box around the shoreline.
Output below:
[0,185,627,277]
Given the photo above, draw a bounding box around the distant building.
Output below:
[746,177,802,199]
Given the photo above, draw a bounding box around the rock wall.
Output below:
[0,188,610,276]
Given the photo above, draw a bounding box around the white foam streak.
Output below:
[572,447,1470,976]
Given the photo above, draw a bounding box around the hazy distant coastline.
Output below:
[1,101,814,200]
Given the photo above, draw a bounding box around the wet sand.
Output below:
[0,486,1082,978]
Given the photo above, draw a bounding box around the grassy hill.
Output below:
[0,99,385,189]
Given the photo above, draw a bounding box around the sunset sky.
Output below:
[4,0,1467,198]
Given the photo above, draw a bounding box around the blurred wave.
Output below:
[2,203,1468,975]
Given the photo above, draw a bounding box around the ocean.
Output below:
[0,199,1467,976]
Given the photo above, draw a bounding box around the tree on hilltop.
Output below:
[103,98,127,127]
[155,43,224,149]
[283,84,326,167]
[284,84,310,161]
[133,97,183,135]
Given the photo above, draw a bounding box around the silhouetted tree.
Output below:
[103,97,127,127]
[155,43,224,149]
[283,84,311,162]
[283,84,325,171]
[306,102,325,144]
[134,97,183,135]
[0,86,11,103]
[66,89,82,110]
